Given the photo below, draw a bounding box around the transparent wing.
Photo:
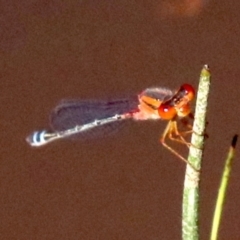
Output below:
[49,96,139,139]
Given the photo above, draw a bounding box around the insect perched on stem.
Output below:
[26,84,195,167]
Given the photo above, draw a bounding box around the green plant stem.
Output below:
[182,65,211,240]
[210,135,238,240]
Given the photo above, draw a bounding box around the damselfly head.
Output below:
[175,102,192,117]
[158,84,195,119]
[178,84,195,102]
[158,100,177,120]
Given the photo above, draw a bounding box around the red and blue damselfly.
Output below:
[26,84,195,165]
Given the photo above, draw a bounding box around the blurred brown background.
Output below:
[1,0,240,239]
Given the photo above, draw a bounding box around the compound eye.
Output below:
[180,84,195,101]
[158,102,177,120]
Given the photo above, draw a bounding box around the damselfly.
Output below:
[26,84,195,165]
